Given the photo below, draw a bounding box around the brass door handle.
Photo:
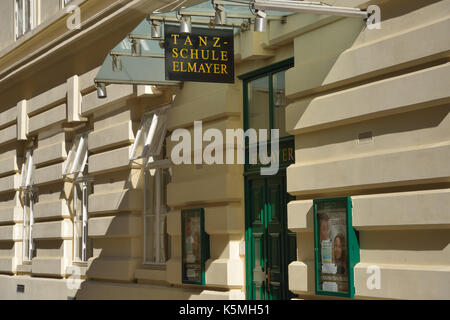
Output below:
[266,267,271,293]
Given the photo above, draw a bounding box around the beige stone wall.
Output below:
[0,0,15,52]
[40,0,62,25]
[0,0,448,300]
[285,0,450,300]
[165,82,245,298]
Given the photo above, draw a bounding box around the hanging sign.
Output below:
[164,24,234,83]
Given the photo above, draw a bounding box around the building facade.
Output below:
[0,0,449,300]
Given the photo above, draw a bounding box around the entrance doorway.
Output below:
[245,173,296,300]
[239,58,296,300]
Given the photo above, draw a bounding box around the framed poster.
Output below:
[181,208,209,285]
[313,197,360,298]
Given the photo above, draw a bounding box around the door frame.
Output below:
[245,170,296,300]
[239,58,295,300]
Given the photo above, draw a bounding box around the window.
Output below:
[272,70,289,138]
[63,133,91,262]
[20,149,35,262]
[248,76,270,140]
[144,164,172,264]
[15,0,36,39]
[244,61,293,140]
[131,105,171,264]
[129,106,169,161]
[73,180,91,262]
[242,59,295,172]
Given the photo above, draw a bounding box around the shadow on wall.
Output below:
[295,104,449,149]
[68,149,228,299]
[380,0,443,21]
[284,17,365,125]
[361,229,450,252]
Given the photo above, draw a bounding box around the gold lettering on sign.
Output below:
[191,49,199,60]
[221,51,228,61]
[199,36,208,47]
[221,64,228,75]
[171,34,179,45]
[201,50,209,60]
[211,50,219,61]
[172,61,179,72]
[168,31,231,77]
[188,62,197,73]
[181,62,187,72]
[180,48,188,58]
[213,37,221,48]
[289,148,294,161]
[184,36,193,46]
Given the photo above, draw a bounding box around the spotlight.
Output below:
[180,15,191,34]
[131,38,141,56]
[214,4,226,25]
[151,20,161,38]
[254,10,267,32]
[112,55,122,72]
[96,83,107,99]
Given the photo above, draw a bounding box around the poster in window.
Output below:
[182,208,207,284]
[315,199,349,294]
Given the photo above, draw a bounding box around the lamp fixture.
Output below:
[131,38,141,56]
[254,9,267,32]
[180,15,192,34]
[112,55,122,72]
[96,83,107,99]
[150,20,162,38]
[214,4,226,25]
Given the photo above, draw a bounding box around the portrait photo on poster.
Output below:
[316,200,349,294]
[181,208,208,285]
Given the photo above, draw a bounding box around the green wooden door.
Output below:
[246,174,296,300]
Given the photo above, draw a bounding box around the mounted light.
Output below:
[112,55,122,72]
[131,38,141,56]
[214,4,226,25]
[254,10,267,32]
[96,83,107,99]
[180,15,191,34]
[150,20,161,38]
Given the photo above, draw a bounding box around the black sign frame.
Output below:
[164,24,235,83]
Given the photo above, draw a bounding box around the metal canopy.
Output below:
[95,20,178,86]
[94,0,292,87]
